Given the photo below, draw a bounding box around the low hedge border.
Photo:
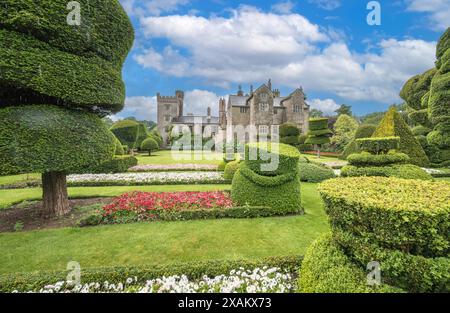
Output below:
[340,164,433,180]
[298,234,401,293]
[0,255,303,293]
[239,162,297,187]
[78,204,301,227]
[319,177,450,257]
[347,152,410,166]
[333,227,450,292]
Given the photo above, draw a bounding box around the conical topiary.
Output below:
[372,107,429,166]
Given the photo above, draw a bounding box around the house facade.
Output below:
[157,81,310,147]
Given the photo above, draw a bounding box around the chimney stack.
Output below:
[207,107,211,117]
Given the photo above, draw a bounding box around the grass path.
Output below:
[0,183,328,274]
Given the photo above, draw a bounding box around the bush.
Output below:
[114,136,125,155]
[279,123,300,137]
[218,161,227,171]
[245,143,301,176]
[135,124,150,150]
[308,118,329,131]
[298,234,400,293]
[0,255,302,293]
[356,137,400,154]
[232,143,303,214]
[111,120,140,149]
[224,161,240,180]
[372,107,429,166]
[341,124,377,159]
[298,162,335,183]
[83,156,138,174]
[333,227,450,292]
[340,164,432,180]
[347,151,410,166]
[319,177,450,257]
[412,125,432,136]
[0,105,116,175]
[140,137,159,155]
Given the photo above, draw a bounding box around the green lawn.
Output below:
[136,150,223,165]
[0,183,328,274]
[0,185,231,209]
[0,173,40,186]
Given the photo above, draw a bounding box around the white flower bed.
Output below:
[67,172,227,185]
[16,267,294,293]
[129,164,218,172]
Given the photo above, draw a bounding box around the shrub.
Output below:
[218,161,227,171]
[223,161,240,180]
[340,164,432,180]
[135,123,150,150]
[149,134,163,148]
[298,162,335,183]
[140,137,159,155]
[110,120,140,149]
[319,177,450,257]
[114,136,125,155]
[245,143,301,176]
[412,125,432,136]
[333,227,450,292]
[347,151,410,166]
[308,118,329,131]
[82,156,138,174]
[330,114,359,152]
[298,234,400,293]
[279,123,300,137]
[341,124,377,159]
[372,107,429,166]
[0,255,302,293]
[356,137,400,154]
[232,143,303,214]
[0,105,116,175]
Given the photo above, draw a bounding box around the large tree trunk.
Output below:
[42,172,70,218]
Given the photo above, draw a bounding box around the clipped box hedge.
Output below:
[318,177,450,257]
[308,118,329,131]
[0,105,116,175]
[346,151,410,166]
[356,136,400,154]
[333,227,450,292]
[245,142,300,176]
[0,255,302,293]
[298,234,401,293]
[340,164,433,180]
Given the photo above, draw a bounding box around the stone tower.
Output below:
[157,90,184,147]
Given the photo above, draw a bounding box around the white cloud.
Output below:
[184,90,223,116]
[405,0,450,31]
[308,0,341,10]
[271,1,296,14]
[119,0,190,17]
[308,98,340,114]
[134,6,436,104]
[115,96,158,121]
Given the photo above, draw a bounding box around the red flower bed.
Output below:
[103,191,234,221]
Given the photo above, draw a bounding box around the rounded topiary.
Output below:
[114,136,125,155]
[223,161,240,180]
[232,143,302,214]
[312,177,450,292]
[305,118,332,158]
[0,1,133,217]
[298,161,336,183]
[141,137,159,156]
[110,120,140,149]
[0,0,134,113]
[341,124,377,159]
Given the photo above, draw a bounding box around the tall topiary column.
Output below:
[231,143,303,214]
[400,27,450,167]
[0,1,134,217]
[305,118,332,158]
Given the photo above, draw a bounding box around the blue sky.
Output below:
[115,0,449,121]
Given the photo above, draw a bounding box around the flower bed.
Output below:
[102,191,233,222]
[129,164,219,172]
[13,267,294,293]
[67,172,228,186]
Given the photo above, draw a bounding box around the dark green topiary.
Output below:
[232,143,303,214]
[340,164,432,180]
[298,234,401,293]
[302,177,450,293]
[0,0,134,113]
[0,1,133,217]
[110,120,140,149]
[400,28,450,167]
[305,118,332,158]
[372,107,429,166]
[140,137,159,156]
[135,123,149,150]
[341,124,377,159]
[223,160,240,180]
[298,160,335,183]
[0,105,115,175]
[113,135,125,155]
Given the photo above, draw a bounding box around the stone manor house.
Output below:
[157,80,310,147]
